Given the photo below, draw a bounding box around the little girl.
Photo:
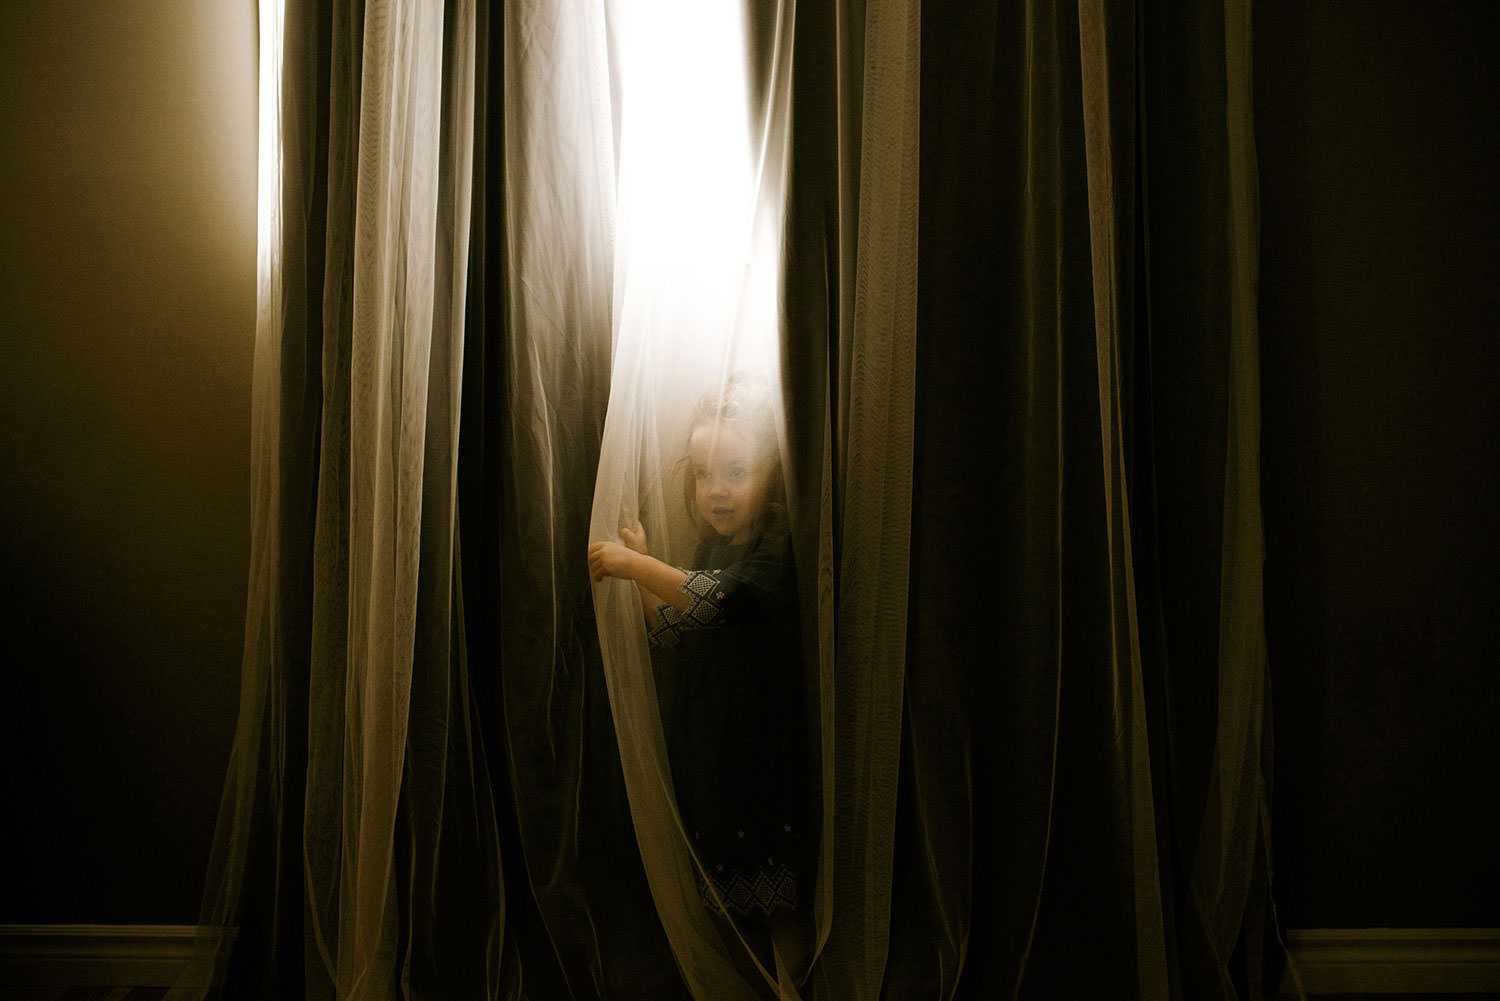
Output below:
[588,375,810,927]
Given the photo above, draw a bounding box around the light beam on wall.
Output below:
[256,0,283,296]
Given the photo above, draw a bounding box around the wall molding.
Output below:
[3,923,1499,992]
[0,924,225,987]
[1283,927,1500,995]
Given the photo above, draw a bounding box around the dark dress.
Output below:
[647,531,812,919]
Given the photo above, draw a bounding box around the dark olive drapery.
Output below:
[785,0,1276,997]
[858,1,1275,996]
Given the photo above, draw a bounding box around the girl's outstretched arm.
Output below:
[588,524,692,624]
[617,521,678,627]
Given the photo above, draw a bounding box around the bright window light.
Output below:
[610,0,782,385]
[256,0,283,296]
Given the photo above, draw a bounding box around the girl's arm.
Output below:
[619,522,685,627]
[588,525,693,625]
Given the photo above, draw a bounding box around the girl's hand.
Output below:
[618,521,648,556]
[588,540,638,582]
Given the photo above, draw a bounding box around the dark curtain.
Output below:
[832,1,1276,998]
[202,0,1279,998]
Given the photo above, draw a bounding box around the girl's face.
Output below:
[689,422,773,544]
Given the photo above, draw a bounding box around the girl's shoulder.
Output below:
[697,533,792,595]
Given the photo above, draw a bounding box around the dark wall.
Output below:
[1258,1,1500,926]
[0,2,256,922]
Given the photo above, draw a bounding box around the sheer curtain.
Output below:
[181,2,499,998]
[187,0,1280,998]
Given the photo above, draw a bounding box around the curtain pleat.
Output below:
[809,0,922,999]
[893,1,1279,998]
[483,0,692,997]
[1075,3,1174,993]
[301,1,356,993]
[185,3,506,999]
[1195,0,1275,985]
[179,0,327,995]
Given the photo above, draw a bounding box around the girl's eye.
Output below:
[728,466,746,479]
[695,469,710,480]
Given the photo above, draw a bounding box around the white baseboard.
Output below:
[0,924,223,987]
[1282,927,1500,995]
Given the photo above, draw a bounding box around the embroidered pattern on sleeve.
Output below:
[645,570,729,648]
[678,570,728,628]
[648,604,684,648]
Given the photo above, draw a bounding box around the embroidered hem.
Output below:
[695,861,799,917]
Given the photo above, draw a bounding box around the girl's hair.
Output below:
[680,372,788,541]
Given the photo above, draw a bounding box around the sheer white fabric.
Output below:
[479,0,924,993]
[584,0,803,994]
[328,3,473,990]
[180,2,485,998]
[189,0,926,996]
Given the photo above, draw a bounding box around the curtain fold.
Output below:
[183,2,504,999]
[889,0,1279,998]
[189,0,1280,997]
[485,0,689,995]
[1076,2,1173,993]
[811,0,922,998]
